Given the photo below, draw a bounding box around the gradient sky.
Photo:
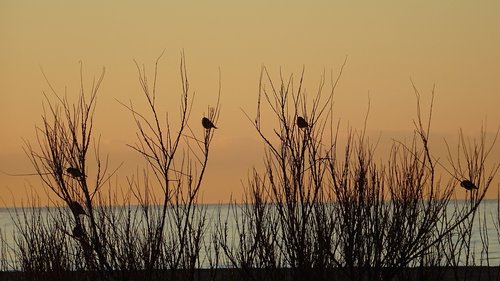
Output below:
[1,1,500,206]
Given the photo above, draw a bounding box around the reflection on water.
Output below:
[1,200,499,270]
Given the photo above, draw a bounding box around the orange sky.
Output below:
[1,1,500,206]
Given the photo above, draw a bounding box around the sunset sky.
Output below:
[1,1,500,206]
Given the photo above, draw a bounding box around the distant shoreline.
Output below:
[1,198,499,210]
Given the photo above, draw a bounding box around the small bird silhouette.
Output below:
[202,117,217,129]
[460,180,477,190]
[297,116,308,129]
[66,167,84,178]
[69,201,87,216]
[72,224,84,238]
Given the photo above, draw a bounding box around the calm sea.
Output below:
[1,200,499,270]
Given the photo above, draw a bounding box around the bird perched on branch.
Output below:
[69,201,87,216]
[460,179,477,190]
[297,116,308,129]
[202,117,217,129]
[72,224,84,238]
[67,167,84,178]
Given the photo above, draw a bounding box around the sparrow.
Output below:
[72,224,84,238]
[297,116,308,129]
[202,117,217,129]
[67,167,84,178]
[69,201,87,216]
[460,179,477,190]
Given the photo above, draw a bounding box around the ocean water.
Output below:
[0,200,499,270]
